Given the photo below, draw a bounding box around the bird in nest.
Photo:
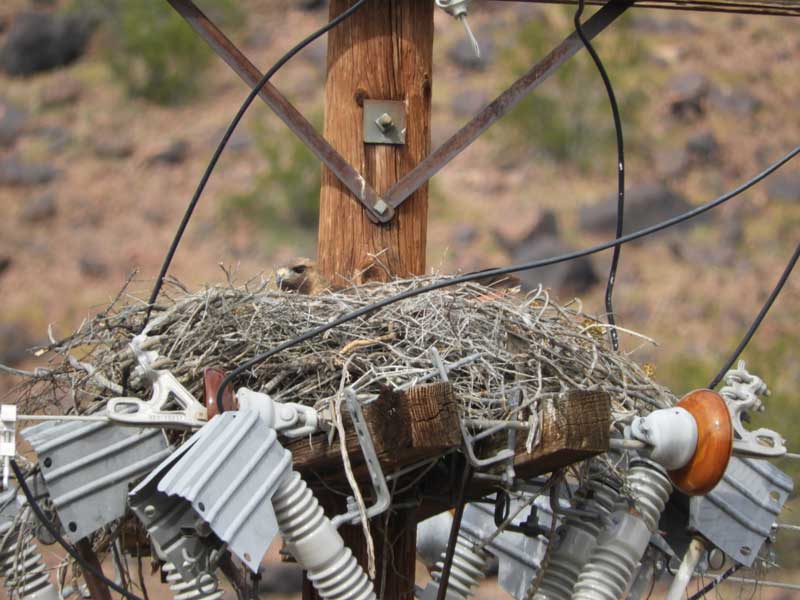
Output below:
[275,258,332,295]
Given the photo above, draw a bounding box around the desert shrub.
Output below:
[225,116,322,232]
[499,8,649,169]
[72,0,241,104]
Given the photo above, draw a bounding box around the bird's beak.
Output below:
[275,269,287,289]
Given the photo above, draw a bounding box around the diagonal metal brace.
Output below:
[167,0,394,224]
[383,0,631,209]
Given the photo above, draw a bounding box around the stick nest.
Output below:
[14,276,674,425]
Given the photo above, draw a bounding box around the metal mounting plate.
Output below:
[363,100,406,145]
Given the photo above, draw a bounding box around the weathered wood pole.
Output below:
[317,0,433,286]
[311,0,434,597]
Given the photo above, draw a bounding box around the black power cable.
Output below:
[574,0,626,352]
[708,240,800,390]
[435,461,473,600]
[216,145,799,413]
[9,459,144,600]
[142,0,368,328]
[688,564,742,600]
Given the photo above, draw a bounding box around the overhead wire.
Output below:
[708,240,800,389]
[141,0,369,329]
[574,0,626,351]
[216,145,799,413]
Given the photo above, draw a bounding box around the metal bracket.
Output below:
[0,404,16,489]
[331,389,390,528]
[106,336,208,429]
[363,100,406,146]
[720,361,786,458]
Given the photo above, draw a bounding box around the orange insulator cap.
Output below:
[203,367,236,418]
[668,389,733,496]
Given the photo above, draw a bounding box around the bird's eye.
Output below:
[291,265,307,274]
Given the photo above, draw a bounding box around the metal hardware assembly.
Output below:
[107,336,208,429]
[436,0,481,59]
[363,100,406,146]
[719,361,786,458]
[330,389,390,528]
[236,388,324,438]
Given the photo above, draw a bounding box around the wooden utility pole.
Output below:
[317,0,433,286]
[311,0,434,597]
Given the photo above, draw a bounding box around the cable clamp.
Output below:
[0,404,16,489]
[720,361,786,458]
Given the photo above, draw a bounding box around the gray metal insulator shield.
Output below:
[428,533,490,599]
[273,471,376,600]
[571,460,672,600]
[533,472,620,600]
[162,562,224,600]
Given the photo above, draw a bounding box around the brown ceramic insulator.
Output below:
[668,389,733,496]
[203,367,236,418]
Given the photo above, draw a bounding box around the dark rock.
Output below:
[79,256,109,279]
[766,173,800,204]
[631,14,699,34]
[709,87,761,116]
[147,139,189,166]
[686,131,720,164]
[0,155,59,186]
[301,41,328,73]
[450,89,489,118]
[0,323,35,366]
[494,209,559,253]
[447,37,493,71]
[297,0,326,10]
[580,183,702,237]
[654,148,690,179]
[1,12,93,76]
[40,77,83,108]
[511,236,599,296]
[453,225,478,245]
[21,193,57,223]
[92,135,134,160]
[212,126,251,153]
[0,256,10,276]
[666,72,710,119]
[258,564,303,595]
[0,97,27,147]
[33,126,73,153]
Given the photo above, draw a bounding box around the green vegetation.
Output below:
[498,9,650,170]
[72,0,241,104]
[225,116,322,234]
